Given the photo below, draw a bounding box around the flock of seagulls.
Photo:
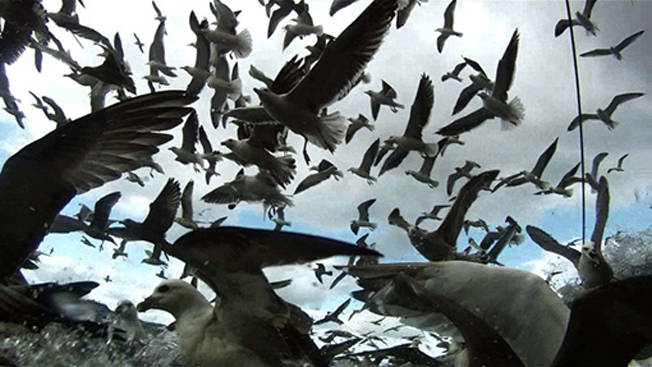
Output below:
[0,0,650,366]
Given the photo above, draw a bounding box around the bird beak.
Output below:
[253,88,262,95]
[137,295,159,312]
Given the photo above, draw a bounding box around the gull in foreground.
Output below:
[435,0,462,53]
[365,80,405,121]
[0,91,195,282]
[438,30,522,136]
[137,226,381,367]
[346,262,652,367]
[254,0,398,164]
[567,92,644,131]
[349,138,380,185]
[580,30,644,60]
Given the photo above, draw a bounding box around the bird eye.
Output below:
[158,285,170,293]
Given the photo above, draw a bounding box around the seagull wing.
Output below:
[590,176,609,250]
[604,93,644,116]
[579,48,612,58]
[181,181,195,221]
[90,191,121,231]
[438,107,494,136]
[379,147,409,176]
[614,30,644,52]
[567,113,598,131]
[419,156,436,176]
[559,162,581,187]
[270,55,306,94]
[358,199,376,222]
[525,225,580,267]
[436,170,499,246]
[360,138,380,173]
[403,74,434,140]
[442,0,457,29]
[142,178,181,236]
[492,30,519,102]
[330,0,360,16]
[345,122,363,144]
[531,137,558,177]
[202,183,241,204]
[180,110,200,154]
[463,57,487,76]
[0,91,194,280]
[582,0,597,18]
[452,83,482,115]
[186,12,211,96]
[590,152,608,178]
[287,0,397,113]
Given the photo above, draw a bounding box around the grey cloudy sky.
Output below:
[3,0,652,324]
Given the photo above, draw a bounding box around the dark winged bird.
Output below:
[351,198,377,235]
[184,12,211,97]
[447,160,481,196]
[254,0,398,164]
[0,0,56,65]
[169,110,204,169]
[348,138,380,185]
[137,226,381,367]
[174,181,200,230]
[282,5,323,50]
[49,191,121,244]
[266,0,307,38]
[345,114,374,144]
[567,93,644,131]
[580,30,644,60]
[0,91,195,282]
[314,298,351,326]
[555,0,599,37]
[607,153,628,174]
[313,263,332,284]
[294,159,343,195]
[365,80,404,121]
[405,155,438,188]
[202,169,293,211]
[108,178,181,266]
[379,74,438,176]
[584,151,608,191]
[390,170,499,261]
[492,138,558,192]
[451,57,494,116]
[438,30,523,136]
[415,204,451,227]
[329,0,359,16]
[435,0,462,53]
[535,162,582,197]
[441,60,467,82]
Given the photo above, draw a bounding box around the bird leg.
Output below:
[302,138,311,165]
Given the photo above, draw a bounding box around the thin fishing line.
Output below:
[563,0,587,244]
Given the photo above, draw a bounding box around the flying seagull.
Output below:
[345,114,374,144]
[405,155,438,189]
[535,162,582,198]
[137,226,381,367]
[492,138,558,192]
[349,138,380,185]
[567,93,644,131]
[607,153,628,174]
[379,74,437,176]
[441,60,467,82]
[351,199,378,235]
[365,80,404,121]
[584,151,608,191]
[438,30,523,136]
[555,0,599,37]
[50,191,122,244]
[254,0,398,164]
[0,91,195,282]
[294,159,343,195]
[447,160,481,196]
[435,0,462,53]
[580,30,644,60]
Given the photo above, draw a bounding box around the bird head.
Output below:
[137,279,207,318]
[581,241,599,263]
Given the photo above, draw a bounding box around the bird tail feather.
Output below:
[502,97,524,129]
[233,29,253,59]
[311,112,346,153]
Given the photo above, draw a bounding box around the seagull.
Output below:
[253,0,397,166]
[294,159,343,195]
[351,199,378,235]
[380,74,438,176]
[156,269,167,280]
[108,179,181,266]
[492,138,558,192]
[221,138,296,189]
[607,153,628,174]
[266,0,307,39]
[584,151,608,191]
[174,181,200,230]
[133,33,145,53]
[567,93,644,131]
[151,0,167,22]
[447,160,481,196]
[137,226,381,367]
[169,110,205,170]
[349,138,380,185]
[272,205,292,231]
[283,5,323,50]
[184,12,211,97]
[415,205,451,227]
[555,0,599,37]
[314,298,351,326]
[346,262,652,367]
[202,169,294,211]
[441,60,467,82]
[198,126,223,185]
[0,91,194,282]
[438,30,522,136]
[345,114,374,144]
[49,191,121,244]
[108,300,147,344]
[200,20,252,59]
[580,30,644,60]
[112,239,128,260]
[535,162,582,198]
[405,155,438,188]
[435,0,462,53]
[125,171,147,187]
[313,263,332,284]
[365,80,405,121]
[463,218,490,234]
